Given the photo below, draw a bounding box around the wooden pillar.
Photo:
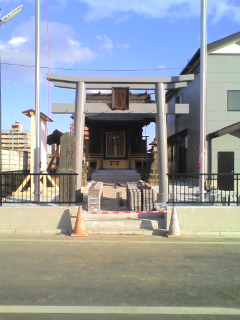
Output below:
[74,81,85,200]
[155,82,168,203]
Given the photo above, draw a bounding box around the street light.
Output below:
[0,5,24,24]
[0,5,24,204]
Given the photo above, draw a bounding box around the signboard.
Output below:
[112,87,129,110]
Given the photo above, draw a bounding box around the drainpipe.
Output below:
[207,132,218,176]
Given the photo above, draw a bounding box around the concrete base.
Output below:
[166,206,240,237]
[0,206,77,235]
[0,206,165,236]
[0,205,240,237]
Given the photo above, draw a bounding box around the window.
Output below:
[227,90,240,111]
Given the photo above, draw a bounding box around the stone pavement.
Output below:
[101,182,128,212]
[83,182,129,212]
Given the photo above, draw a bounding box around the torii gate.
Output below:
[47,74,194,203]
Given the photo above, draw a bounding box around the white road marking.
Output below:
[0,306,239,315]
[0,239,240,245]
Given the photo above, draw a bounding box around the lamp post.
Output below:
[0,5,24,204]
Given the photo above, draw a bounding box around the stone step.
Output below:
[78,212,166,236]
[84,212,165,219]
[91,169,141,183]
[92,176,141,182]
[91,172,141,180]
[84,218,165,230]
[88,229,167,236]
[96,176,141,179]
[93,169,138,174]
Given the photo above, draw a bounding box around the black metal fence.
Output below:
[0,172,78,205]
[2,171,240,206]
[168,173,240,205]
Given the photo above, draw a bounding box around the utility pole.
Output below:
[199,0,207,201]
[34,0,41,202]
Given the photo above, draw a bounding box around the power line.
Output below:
[1,61,189,72]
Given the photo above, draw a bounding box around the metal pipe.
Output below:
[207,135,212,175]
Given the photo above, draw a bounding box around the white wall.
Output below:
[2,149,29,171]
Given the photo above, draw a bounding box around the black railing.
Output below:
[0,172,78,205]
[168,173,240,205]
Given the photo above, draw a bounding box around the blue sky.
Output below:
[1,0,240,142]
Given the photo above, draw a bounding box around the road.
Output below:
[0,234,240,319]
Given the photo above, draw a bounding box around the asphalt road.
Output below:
[0,234,240,320]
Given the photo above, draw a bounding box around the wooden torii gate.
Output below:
[46,74,194,203]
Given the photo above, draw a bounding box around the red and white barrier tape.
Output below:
[86,210,165,214]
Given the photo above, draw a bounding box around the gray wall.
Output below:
[207,54,240,133]
[207,54,240,173]
[167,71,201,173]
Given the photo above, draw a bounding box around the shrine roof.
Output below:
[85,113,155,122]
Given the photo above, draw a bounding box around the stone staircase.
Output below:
[83,211,167,236]
[80,181,167,236]
[91,169,141,183]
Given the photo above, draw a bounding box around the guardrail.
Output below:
[0,172,78,205]
[168,173,240,205]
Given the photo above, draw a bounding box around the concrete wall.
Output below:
[2,149,29,171]
[167,206,240,237]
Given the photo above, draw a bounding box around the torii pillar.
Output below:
[75,82,86,201]
[155,82,168,203]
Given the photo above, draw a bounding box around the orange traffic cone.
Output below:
[71,206,88,237]
[168,207,182,238]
